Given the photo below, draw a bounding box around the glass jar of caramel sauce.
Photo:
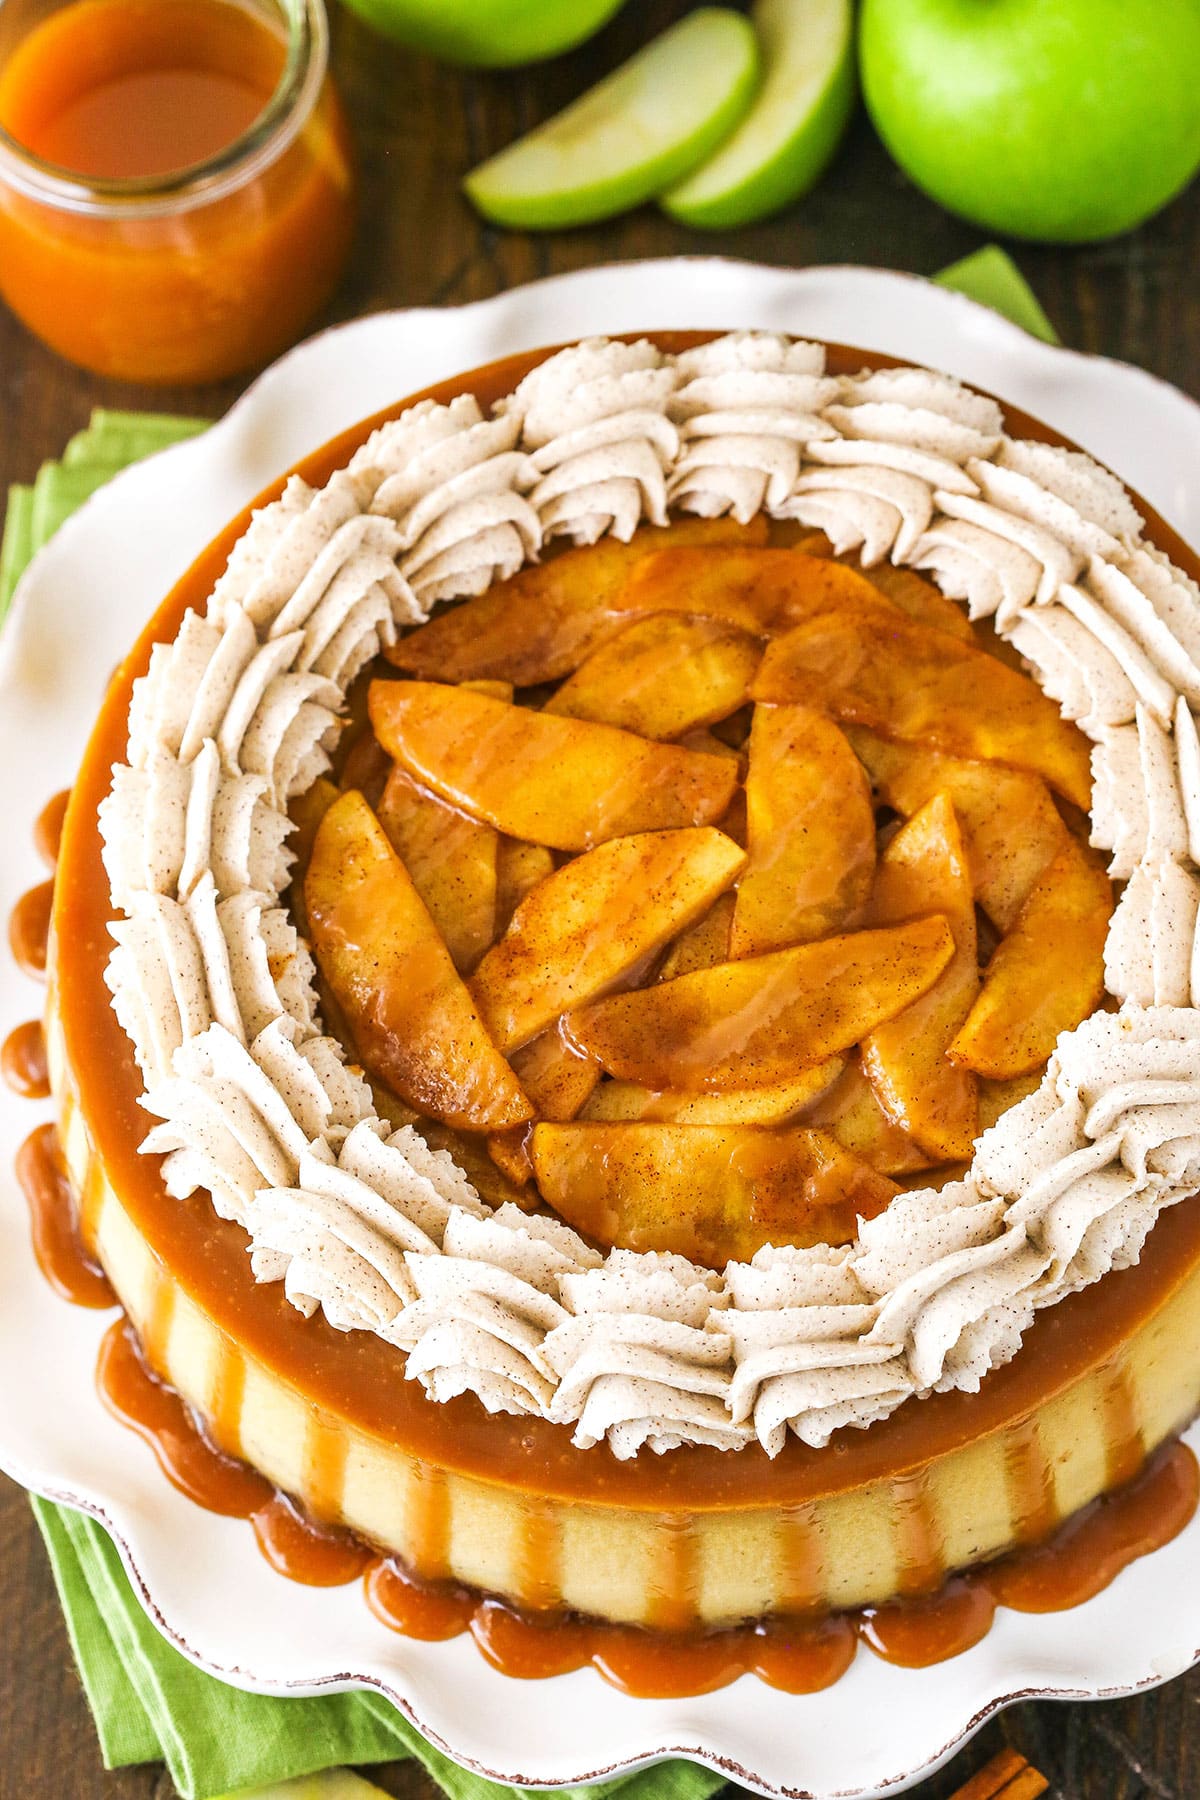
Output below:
[0,0,356,383]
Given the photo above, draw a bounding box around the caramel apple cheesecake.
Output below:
[36,332,1200,1669]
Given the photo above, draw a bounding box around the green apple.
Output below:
[661,0,855,230]
[338,0,628,68]
[463,8,760,230]
[859,0,1200,243]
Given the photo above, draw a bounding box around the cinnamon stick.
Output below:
[948,1747,1050,1800]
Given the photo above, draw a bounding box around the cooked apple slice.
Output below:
[495,839,555,934]
[487,1128,535,1193]
[487,1026,605,1195]
[676,726,743,763]
[289,774,339,867]
[850,729,1068,932]
[753,606,1093,808]
[949,837,1113,1078]
[806,1058,935,1177]
[530,1123,897,1266]
[543,613,762,740]
[569,915,955,1091]
[581,1057,843,1125]
[860,794,979,1161]
[658,891,735,980]
[850,559,974,642]
[511,1025,601,1120]
[376,766,498,974]
[471,827,745,1053]
[306,790,531,1132]
[370,681,739,851]
[387,515,767,687]
[614,546,904,637]
[731,703,875,956]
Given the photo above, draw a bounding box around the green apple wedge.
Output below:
[463,8,760,231]
[338,0,627,67]
[662,0,856,229]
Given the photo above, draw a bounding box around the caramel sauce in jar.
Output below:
[0,0,354,383]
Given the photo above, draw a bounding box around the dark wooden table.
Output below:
[3,4,1200,1795]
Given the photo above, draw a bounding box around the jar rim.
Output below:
[0,0,329,218]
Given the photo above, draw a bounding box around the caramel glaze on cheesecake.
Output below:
[10,338,1200,1693]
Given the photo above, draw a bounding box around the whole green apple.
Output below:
[859,0,1200,242]
[338,0,628,68]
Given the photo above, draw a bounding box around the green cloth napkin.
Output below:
[4,247,1055,1800]
[32,1500,720,1800]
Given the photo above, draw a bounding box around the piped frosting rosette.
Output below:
[97,332,1200,1462]
[666,332,837,524]
[785,366,1001,567]
[351,396,543,607]
[507,336,681,545]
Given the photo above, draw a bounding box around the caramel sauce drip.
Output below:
[407,1461,451,1581]
[1006,1418,1058,1546]
[892,1470,945,1597]
[16,1123,114,1307]
[304,1412,350,1523]
[210,1336,248,1461]
[34,790,70,869]
[97,1317,271,1515]
[13,1113,1200,1695]
[9,878,54,979]
[1101,1362,1145,1488]
[365,1557,474,1641]
[778,1503,825,1612]
[2,1019,50,1099]
[515,1500,561,1612]
[859,1577,996,1669]
[748,1615,858,1693]
[645,1514,700,1631]
[251,1493,373,1588]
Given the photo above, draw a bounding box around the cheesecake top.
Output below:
[97,332,1200,1460]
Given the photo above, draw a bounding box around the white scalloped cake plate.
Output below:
[4,260,1200,1800]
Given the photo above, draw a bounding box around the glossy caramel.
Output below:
[9,879,53,979]
[17,1123,114,1308]
[2,1019,49,1099]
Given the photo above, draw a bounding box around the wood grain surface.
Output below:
[3,3,1199,1795]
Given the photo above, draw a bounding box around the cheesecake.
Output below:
[40,331,1200,1662]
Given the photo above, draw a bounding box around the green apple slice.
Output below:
[463,7,760,230]
[661,0,855,229]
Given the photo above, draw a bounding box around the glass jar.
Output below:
[0,0,356,384]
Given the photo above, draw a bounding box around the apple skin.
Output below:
[860,0,1200,243]
[464,9,760,231]
[338,0,628,68]
[662,0,856,230]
